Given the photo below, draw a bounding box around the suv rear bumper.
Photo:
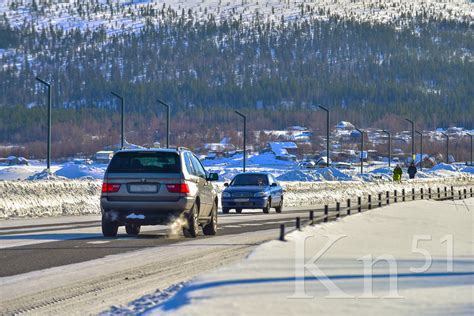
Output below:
[101,196,195,225]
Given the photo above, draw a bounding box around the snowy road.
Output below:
[0,205,323,314]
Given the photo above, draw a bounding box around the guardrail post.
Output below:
[279,224,285,241]
[358,197,362,212]
[324,205,329,222]
[402,189,406,202]
[378,193,382,207]
[421,188,424,199]
[296,217,301,230]
[464,188,467,199]
[386,191,390,205]
[428,188,432,199]
[412,188,415,200]
[458,190,462,200]
[470,188,473,198]
[368,195,372,209]
[444,186,447,198]
[437,187,440,199]
[451,186,454,198]
[394,190,397,203]
[347,199,351,215]
[336,202,340,218]
[309,211,314,225]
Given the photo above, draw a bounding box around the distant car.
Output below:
[100,148,219,238]
[221,173,283,214]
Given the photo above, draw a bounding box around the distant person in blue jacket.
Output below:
[408,162,417,179]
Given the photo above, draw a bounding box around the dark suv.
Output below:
[100,148,219,238]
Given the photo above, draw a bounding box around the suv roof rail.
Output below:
[167,146,190,151]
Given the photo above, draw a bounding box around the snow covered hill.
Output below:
[1,0,472,34]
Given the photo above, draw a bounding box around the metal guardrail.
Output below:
[279,186,474,241]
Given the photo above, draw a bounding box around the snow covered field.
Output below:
[143,198,474,315]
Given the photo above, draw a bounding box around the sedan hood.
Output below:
[224,185,269,193]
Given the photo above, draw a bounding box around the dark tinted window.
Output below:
[108,152,181,173]
[184,153,196,175]
[231,174,269,186]
[191,155,206,178]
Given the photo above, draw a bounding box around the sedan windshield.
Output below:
[231,174,268,186]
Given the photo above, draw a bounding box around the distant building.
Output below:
[336,121,355,130]
[266,142,298,161]
[94,151,114,163]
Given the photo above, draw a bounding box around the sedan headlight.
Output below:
[254,191,269,197]
[222,192,232,198]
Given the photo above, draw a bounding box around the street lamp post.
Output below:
[318,105,330,167]
[468,134,473,166]
[382,130,391,168]
[35,77,52,171]
[405,118,415,163]
[355,127,364,174]
[111,92,125,149]
[441,132,449,164]
[235,111,247,172]
[157,99,171,148]
[415,130,423,170]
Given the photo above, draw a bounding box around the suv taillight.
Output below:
[166,183,190,193]
[102,183,121,193]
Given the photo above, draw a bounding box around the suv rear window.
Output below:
[107,152,181,173]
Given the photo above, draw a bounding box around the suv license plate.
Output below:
[129,184,158,193]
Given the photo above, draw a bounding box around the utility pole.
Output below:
[382,130,391,168]
[355,127,364,174]
[468,134,473,166]
[111,92,125,149]
[405,118,415,163]
[157,99,171,148]
[318,105,330,167]
[441,132,449,164]
[35,77,52,171]
[235,111,247,172]
[415,130,423,170]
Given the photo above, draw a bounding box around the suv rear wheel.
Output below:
[102,214,118,237]
[203,202,218,235]
[125,224,141,235]
[183,203,199,238]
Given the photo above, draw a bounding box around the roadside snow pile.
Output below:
[55,163,105,179]
[0,180,101,218]
[0,166,45,181]
[146,199,474,315]
[277,168,351,182]
[277,170,318,181]
[27,169,65,180]
[460,166,474,174]
[430,163,458,172]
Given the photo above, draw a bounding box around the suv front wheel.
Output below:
[203,202,218,235]
[183,203,200,238]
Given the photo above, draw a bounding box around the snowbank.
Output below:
[145,198,474,315]
[430,163,458,172]
[1,176,472,219]
[277,168,352,182]
[0,180,101,219]
[55,163,105,179]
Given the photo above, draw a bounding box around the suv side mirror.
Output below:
[224,183,229,187]
[207,173,219,181]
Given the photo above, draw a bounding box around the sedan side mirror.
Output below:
[224,182,229,187]
[207,173,219,181]
[271,183,278,187]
